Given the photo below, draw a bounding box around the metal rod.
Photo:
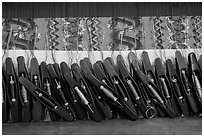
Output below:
[102,79,107,85]
[127,79,140,100]
[2,89,4,103]
[80,81,89,94]
[10,76,16,102]
[181,70,191,94]
[193,73,202,100]
[113,77,128,101]
[21,85,28,103]
[147,84,163,104]
[100,85,122,106]
[100,85,117,101]
[21,74,28,103]
[147,72,155,83]
[34,75,39,87]
[45,79,51,95]
[172,76,183,100]
[160,77,170,98]
[55,79,69,107]
[74,86,94,113]
[34,90,57,109]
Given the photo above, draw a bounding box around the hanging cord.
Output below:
[110,18,117,60]
[65,45,71,66]
[25,24,38,69]
[77,18,85,64]
[161,48,168,65]
[6,24,13,50]
[2,20,11,68]
[75,17,84,64]
[76,18,80,55]
[119,19,126,56]
[180,48,191,63]
[62,18,72,65]
[193,46,202,60]
[26,23,38,60]
[135,17,144,60]
[31,25,38,58]
[100,26,105,61]
[24,38,33,70]
[180,16,191,60]
[154,42,167,65]
[110,45,115,61]
[135,50,142,66]
[159,49,166,65]
[24,48,31,71]
[3,24,13,61]
[132,19,137,52]
[44,34,49,63]
[85,17,92,59]
[2,48,7,67]
[65,41,74,65]
[132,17,142,54]
[154,46,161,60]
[118,29,124,56]
[51,47,57,63]
[141,18,146,50]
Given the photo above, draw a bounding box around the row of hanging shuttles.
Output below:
[2,49,202,122]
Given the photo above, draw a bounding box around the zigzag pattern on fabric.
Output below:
[193,16,202,48]
[153,17,163,49]
[89,17,102,50]
[47,19,59,49]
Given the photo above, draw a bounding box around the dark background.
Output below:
[2,2,202,18]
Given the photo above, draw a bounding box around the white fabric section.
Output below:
[2,49,202,70]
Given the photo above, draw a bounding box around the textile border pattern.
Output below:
[2,16,202,51]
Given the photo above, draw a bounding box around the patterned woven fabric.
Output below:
[2,16,202,51]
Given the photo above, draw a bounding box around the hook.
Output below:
[119,29,124,55]
[43,33,49,63]
[65,42,75,66]
[159,49,168,65]
[51,48,57,64]
[154,48,167,67]
[7,24,13,50]
[153,45,161,59]
[193,45,202,59]
[179,48,190,63]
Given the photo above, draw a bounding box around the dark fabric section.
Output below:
[2,2,202,18]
